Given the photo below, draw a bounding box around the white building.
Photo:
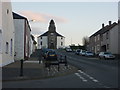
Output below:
[13,12,31,60]
[37,20,65,49]
[30,35,37,55]
[0,2,15,67]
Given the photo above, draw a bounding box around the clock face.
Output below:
[50,33,54,35]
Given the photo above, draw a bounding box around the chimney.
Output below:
[109,21,112,25]
[102,23,104,28]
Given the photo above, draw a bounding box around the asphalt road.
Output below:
[2,49,119,88]
[56,49,119,88]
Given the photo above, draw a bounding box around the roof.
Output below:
[38,31,64,37]
[13,12,27,20]
[90,22,118,38]
[13,12,31,31]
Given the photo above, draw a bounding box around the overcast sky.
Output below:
[11,2,118,46]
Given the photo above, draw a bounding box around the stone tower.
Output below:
[48,19,57,49]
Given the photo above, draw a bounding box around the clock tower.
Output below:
[48,19,57,49]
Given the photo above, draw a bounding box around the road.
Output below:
[3,49,119,88]
[56,49,119,88]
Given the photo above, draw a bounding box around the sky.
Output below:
[11,2,118,46]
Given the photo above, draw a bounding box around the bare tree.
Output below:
[82,36,89,50]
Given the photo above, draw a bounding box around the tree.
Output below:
[82,36,89,50]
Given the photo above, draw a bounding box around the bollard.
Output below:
[65,55,67,67]
[20,59,23,76]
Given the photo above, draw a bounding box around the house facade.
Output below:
[0,2,15,67]
[89,21,119,57]
[13,12,31,60]
[30,35,37,55]
[37,20,65,49]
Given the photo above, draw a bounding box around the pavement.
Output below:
[2,50,78,82]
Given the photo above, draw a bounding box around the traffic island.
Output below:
[2,60,78,82]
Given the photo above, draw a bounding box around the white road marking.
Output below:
[77,70,111,88]
[78,70,99,83]
[75,73,88,82]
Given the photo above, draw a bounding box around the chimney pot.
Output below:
[109,21,112,25]
[102,23,104,28]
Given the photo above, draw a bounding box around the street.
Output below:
[2,49,119,88]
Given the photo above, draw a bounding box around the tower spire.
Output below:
[48,19,56,32]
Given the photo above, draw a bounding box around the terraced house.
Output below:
[13,12,31,60]
[89,21,120,58]
[0,2,15,67]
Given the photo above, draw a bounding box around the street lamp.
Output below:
[29,19,36,22]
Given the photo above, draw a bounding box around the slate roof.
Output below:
[13,12,27,20]
[12,12,31,31]
[38,31,64,37]
[90,22,118,38]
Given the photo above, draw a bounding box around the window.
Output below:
[106,32,109,39]
[107,44,109,49]
[6,42,9,54]
[97,45,100,51]
[61,37,63,39]
[101,34,103,41]
[41,41,42,45]
[98,34,100,41]
[94,36,96,42]
[7,9,9,14]
[10,39,13,56]
[41,37,42,39]
[61,42,63,46]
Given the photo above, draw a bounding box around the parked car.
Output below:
[80,50,86,56]
[85,51,94,57]
[45,49,57,60]
[75,49,81,55]
[65,48,72,52]
[98,52,115,59]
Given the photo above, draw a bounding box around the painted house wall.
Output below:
[38,36,65,49]
[14,19,24,60]
[0,2,2,62]
[30,36,33,55]
[0,2,15,67]
[118,22,120,56]
[109,25,118,54]
[25,21,31,59]
[30,36,36,55]
[38,36,48,49]
[57,36,65,49]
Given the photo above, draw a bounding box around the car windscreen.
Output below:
[104,52,111,54]
[87,52,92,53]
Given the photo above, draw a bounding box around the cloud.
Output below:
[30,26,45,35]
[19,11,68,23]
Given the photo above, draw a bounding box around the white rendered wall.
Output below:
[30,37,33,55]
[38,36,48,49]
[14,19,24,60]
[0,2,2,64]
[57,36,65,49]
[109,25,118,54]
[1,2,15,67]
